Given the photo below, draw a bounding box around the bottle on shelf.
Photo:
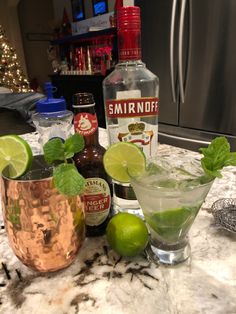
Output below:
[102,5,159,213]
[32,82,73,150]
[53,30,115,76]
[73,92,113,237]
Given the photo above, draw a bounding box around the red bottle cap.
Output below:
[117,6,141,61]
[117,6,141,30]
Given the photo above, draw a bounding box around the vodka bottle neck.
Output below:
[117,6,141,62]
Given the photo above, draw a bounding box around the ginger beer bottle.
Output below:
[73,93,112,236]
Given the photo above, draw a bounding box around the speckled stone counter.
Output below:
[1,130,236,314]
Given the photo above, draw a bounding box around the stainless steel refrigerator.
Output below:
[135,0,236,150]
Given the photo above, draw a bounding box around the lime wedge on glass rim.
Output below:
[0,135,33,178]
[103,142,146,183]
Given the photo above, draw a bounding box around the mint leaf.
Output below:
[200,159,222,178]
[64,133,85,159]
[53,163,85,195]
[43,134,86,196]
[199,137,236,179]
[43,138,65,164]
[224,152,236,166]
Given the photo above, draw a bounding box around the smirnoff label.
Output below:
[83,178,111,226]
[106,97,159,157]
[106,97,159,118]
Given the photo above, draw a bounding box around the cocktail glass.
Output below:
[130,156,213,265]
[1,155,85,272]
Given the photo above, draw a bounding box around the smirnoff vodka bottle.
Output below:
[103,5,159,213]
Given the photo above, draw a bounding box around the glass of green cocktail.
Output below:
[103,137,236,263]
[130,156,214,265]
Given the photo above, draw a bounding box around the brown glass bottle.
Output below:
[73,92,112,237]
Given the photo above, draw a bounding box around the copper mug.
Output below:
[1,156,85,272]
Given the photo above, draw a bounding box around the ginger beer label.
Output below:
[106,97,159,157]
[74,113,98,136]
[83,178,111,226]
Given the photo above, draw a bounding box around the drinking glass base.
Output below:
[145,242,191,265]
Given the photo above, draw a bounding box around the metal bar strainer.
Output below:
[211,198,236,233]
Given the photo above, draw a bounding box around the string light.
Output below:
[0,24,32,92]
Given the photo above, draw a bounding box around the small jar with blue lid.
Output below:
[32,82,73,148]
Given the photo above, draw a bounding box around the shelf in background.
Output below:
[49,73,107,79]
[50,27,117,45]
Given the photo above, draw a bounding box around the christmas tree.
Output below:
[0,24,31,92]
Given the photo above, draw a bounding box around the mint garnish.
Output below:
[53,163,85,196]
[43,134,85,196]
[43,134,84,163]
[199,137,236,179]
[64,133,85,159]
[43,138,65,163]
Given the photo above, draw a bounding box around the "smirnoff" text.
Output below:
[106,97,159,118]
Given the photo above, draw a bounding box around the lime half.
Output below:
[103,142,146,183]
[0,135,33,178]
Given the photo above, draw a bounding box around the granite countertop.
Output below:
[1,129,236,314]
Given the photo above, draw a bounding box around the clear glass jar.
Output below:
[32,82,73,149]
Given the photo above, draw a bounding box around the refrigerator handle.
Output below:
[178,0,187,103]
[170,0,177,103]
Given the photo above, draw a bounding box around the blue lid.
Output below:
[36,82,66,113]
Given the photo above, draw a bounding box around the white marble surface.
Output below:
[1,129,236,314]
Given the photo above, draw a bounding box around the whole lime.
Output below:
[106,212,149,257]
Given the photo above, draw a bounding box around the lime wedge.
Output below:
[103,142,146,183]
[0,135,33,178]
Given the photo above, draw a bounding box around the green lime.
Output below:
[146,206,197,243]
[0,135,33,178]
[106,212,149,257]
[103,142,146,183]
